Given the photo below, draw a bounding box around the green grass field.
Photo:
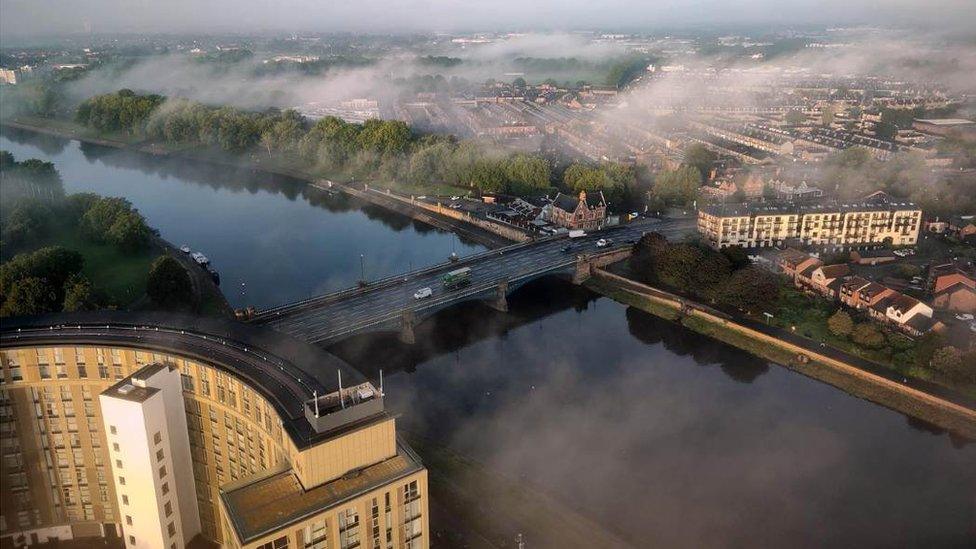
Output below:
[41,224,160,307]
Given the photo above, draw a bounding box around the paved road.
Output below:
[255,218,697,344]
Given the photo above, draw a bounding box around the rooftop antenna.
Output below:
[379,369,384,396]
[313,390,319,418]
[337,370,345,409]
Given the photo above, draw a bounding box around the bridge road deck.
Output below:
[252,219,695,344]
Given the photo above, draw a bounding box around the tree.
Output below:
[505,154,551,195]
[682,144,717,182]
[874,121,898,142]
[785,110,806,127]
[0,277,52,316]
[720,246,750,270]
[930,346,965,382]
[960,351,976,384]
[718,267,780,313]
[146,256,194,309]
[914,331,946,368]
[652,166,701,206]
[629,232,669,284]
[62,274,98,312]
[107,211,151,252]
[654,243,703,292]
[1,200,56,249]
[851,323,885,349]
[605,56,650,89]
[827,310,854,337]
[821,104,836,126]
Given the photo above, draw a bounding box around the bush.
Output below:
[827,310,854,337]
[851,323,885,349]
[930,346,966,382]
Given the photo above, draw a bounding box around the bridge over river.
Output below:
[250,218,695,345]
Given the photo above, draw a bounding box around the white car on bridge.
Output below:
[413,287,433,300]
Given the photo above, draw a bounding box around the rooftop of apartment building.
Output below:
[102,362,175,403]
[699,199,920,218]
[0,310,370,450]
[220,440,424,544]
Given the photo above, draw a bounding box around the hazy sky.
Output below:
[2,0,975,37]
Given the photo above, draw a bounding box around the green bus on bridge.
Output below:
[443,267,472,290]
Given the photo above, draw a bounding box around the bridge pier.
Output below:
[488,280,509,313]
[572,255,592,285]
[399,309,416,345]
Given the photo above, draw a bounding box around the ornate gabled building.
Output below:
[550,190,607,231]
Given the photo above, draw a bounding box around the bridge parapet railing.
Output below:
[251,233,564,322]
[309,258,579,344]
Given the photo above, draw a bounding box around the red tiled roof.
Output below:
[819,264,851,279]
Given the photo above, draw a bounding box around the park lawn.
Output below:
[42,225,160,307]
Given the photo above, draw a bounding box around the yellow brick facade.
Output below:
[0,344,427,549]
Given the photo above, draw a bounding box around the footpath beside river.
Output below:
[586,268,976,439]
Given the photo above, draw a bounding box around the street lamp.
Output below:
[763,312,773,324]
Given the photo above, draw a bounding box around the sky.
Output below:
[2,0,976,37]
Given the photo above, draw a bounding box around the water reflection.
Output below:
[363,284,976,547]
[2,126,70,155]
[625,306,770,383]
[0,132,486,308]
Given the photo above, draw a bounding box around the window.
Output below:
[154,432,162,445]
[304,519,327,549]
[118,476,125,486]
[158,465,167,479]
[164,501,172,517]
[128,535,135,546]
[122,495,129,505]
[167,522,176,537]
[116,460,123,469]
[161,482,169,495]
[156,449,165,462]
[110,425,117,435]
[125,515,132,526]
[257,536,290,549]
[112,443,120,452]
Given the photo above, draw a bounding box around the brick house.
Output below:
[550,190,607,231]
[809,264,851,298]
[776,248,820,279]
[869,292,937,337]
[932,272,976,313]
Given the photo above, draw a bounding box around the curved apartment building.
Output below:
[0,312,428,549]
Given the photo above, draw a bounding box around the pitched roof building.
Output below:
[550,190,608,230]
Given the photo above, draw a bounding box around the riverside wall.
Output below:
[588,268,976,439]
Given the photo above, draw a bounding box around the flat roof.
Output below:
[103,377,160,404]
[221,441,423,544]
[0,311,367,450]
[700,200,920,217]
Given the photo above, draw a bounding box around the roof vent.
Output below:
[118,384,135,395]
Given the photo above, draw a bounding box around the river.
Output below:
[3,129,974,547]
[1,129,484,309]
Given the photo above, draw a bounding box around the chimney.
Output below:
[578,190,587,203]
